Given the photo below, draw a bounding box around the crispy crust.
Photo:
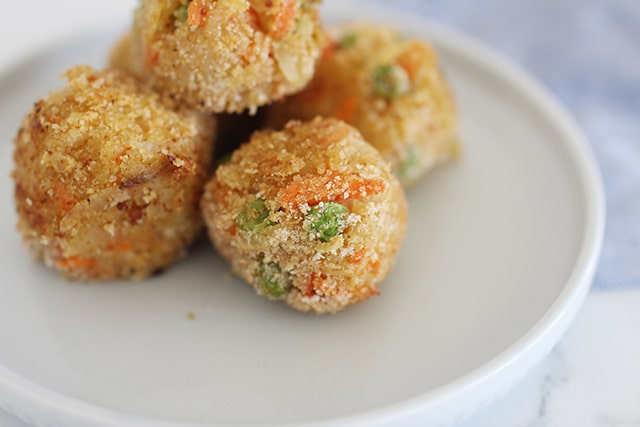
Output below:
[265,23,461,186]
[201,117,407,313]
[130,0,325,113]
[12,66,216,281]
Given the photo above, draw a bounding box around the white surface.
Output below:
[0,1,604,427]
[3,290,637,427]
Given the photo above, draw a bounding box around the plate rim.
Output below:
[0,10,605,427]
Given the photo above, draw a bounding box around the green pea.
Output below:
[217,152,232,165]
[399,147,419,178]
[174,1,191,24]
[237,198,273,233]
[257,261,290,299]
[372,64,410,99]
[305,202,349,242]
[337,33,358,49]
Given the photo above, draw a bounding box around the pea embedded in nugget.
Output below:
[12,66,216,281]
[265,23,460,186]
[201,117,408,313]
[129,0,325,113]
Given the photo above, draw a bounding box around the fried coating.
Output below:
[265,23,461,186]
[12,66,216,281]
[129,0,325,113]
[201,117,407,313]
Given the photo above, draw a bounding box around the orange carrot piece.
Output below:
[368,260,381,274]
[348,248,367,264]
[188,0,208,27]
[58,256,97,272]
[54,183,76,213]
[280,173,386,208]
[396,41,434,79]
[109,240,133,252]
[270,0,297,39]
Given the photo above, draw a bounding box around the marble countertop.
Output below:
[1,1,638,426]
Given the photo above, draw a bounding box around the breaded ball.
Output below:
[201,117,407,313]
[265,23,460,186]
[12,66,216,281]
[129,0,325,113]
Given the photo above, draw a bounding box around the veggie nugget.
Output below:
[130,0,325,113]
[265,23,460,186]
[201,117,407,313]
[12,66,216,281]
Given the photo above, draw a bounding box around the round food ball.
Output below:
[265,23,460,186]
[201,117,407,313]
[130,0,325,113]
[12,66,216,281]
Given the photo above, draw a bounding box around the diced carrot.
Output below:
[144,45,159,66]
[246,7,260,30]
[302,272,328,297]
[54,183,76,213]
[368,260,381,274]
[228,223,238,236]
[269,0,297,39]
[396,41,434,79]
[348,248,367,264]
[58,255,97,272]
[188,0,209,27]
[280,173,386,208]
[109,240,133,252]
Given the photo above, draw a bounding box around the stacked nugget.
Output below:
[12,0,325,282]
[116,0,325,113]
[13,1,459,313]
[12,66,215,280]
[266,23,460,186]
[201,118,407,313]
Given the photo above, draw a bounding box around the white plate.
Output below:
[0,2,604,427]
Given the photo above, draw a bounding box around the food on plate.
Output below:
[128,0,325,113]
[109,31,144,78]
[201,117,407,313]
[12,66,216,281]
[265,23,460,186]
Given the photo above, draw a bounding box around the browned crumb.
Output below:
[265,23,460,186]
[12,65,216,281]
[201,117,407,313]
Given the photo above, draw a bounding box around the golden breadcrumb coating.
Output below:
[201,117,407,313]
[12,65,216,281]
[265,23,460,186]
[130,0,325,113]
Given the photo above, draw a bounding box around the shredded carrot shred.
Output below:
[348,249,367,264]
[368,260,381,274]
[269,0,297,39]
[58,256,97,272]
[396,41,434,79]
[302,272,328,297]
[108,240,133,252]
[144,46,159,66]
[54,183,76,213]
[188,0,208,27]
[280,173,386,208]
